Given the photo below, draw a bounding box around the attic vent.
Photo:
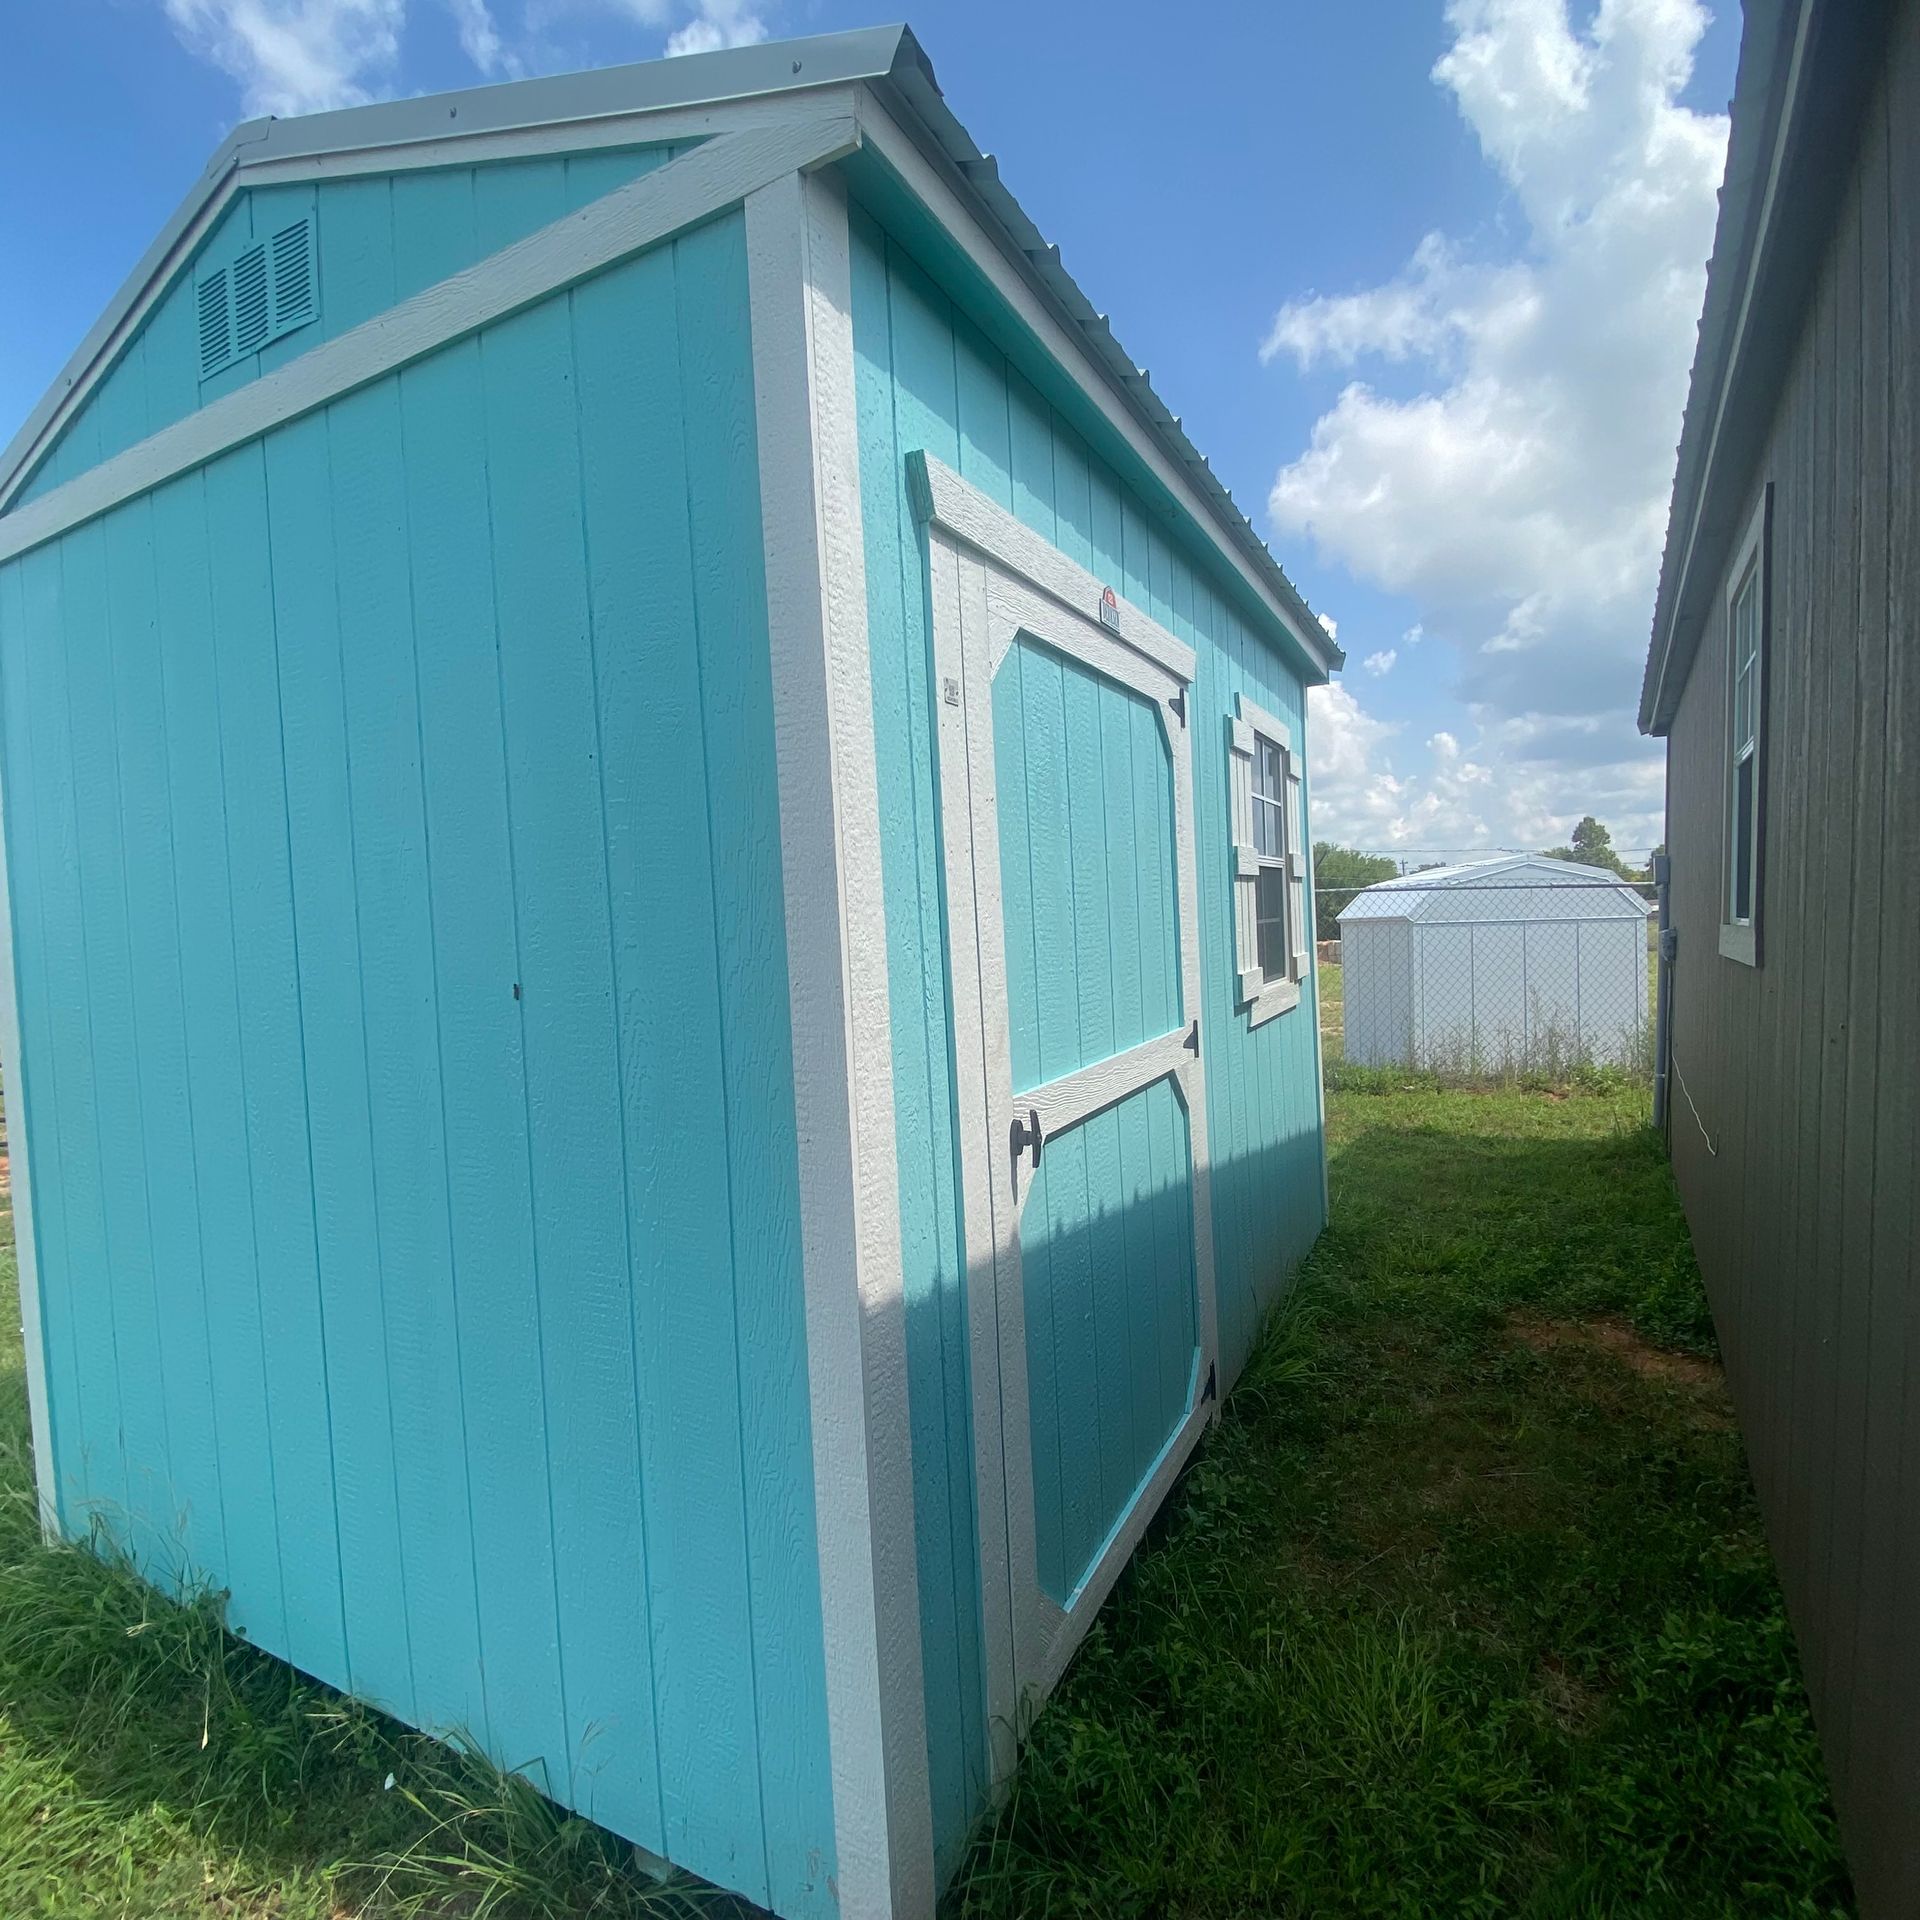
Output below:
[195,214,319,381]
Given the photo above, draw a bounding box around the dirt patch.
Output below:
[1507,1310,1725,1393]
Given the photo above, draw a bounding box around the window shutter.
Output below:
[1228,716,1262,1003]
[1286,751,1308,982]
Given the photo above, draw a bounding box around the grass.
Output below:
[0,1079,1849,1916]
[948,1081,1852,1918]
[0,1185,708,1911]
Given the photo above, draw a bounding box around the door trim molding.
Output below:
[907,451,1195,684]
[913,450,1218,1785]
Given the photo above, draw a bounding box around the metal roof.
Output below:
[1336,854,1653,924]
[0,24,1339,676]
[1639,0,1893,734]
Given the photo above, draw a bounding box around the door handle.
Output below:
[1009,1108,1043,1171]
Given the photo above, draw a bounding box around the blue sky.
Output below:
[0,1,1739,859]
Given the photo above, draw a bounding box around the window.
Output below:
[1230,693,1307,1025]
[1720,488,1769,966]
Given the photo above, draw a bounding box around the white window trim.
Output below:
[1718,486,1769,967]
[1229,692,1306,1025]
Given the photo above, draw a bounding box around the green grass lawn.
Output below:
[948,1082,1851,1918]
[0,1079,1848,1916]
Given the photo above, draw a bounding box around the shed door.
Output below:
[922,460,1217,1773]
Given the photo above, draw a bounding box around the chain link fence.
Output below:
[1316,868,1659,1084]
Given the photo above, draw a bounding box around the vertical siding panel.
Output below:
[675,214,836,1912]
[1866,10,1920,1892]
[1007,366,1056,543]
[1051,423,1094,574]
[103,497,227,1586]
[203,442,348,1680]
[1807,171,1863,1785]
[1087,455,1124,591]
[481,289,641,1817]
[148,473,287,1646]
[262,412,411,1712]
[954,312,1013,509]
[1825,83,1887,1774]
[333,374,488,1740]
[572,244,743,1869]
[406,320,560,1768]
[61,518,174,1572]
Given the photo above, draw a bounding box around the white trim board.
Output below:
[867,95,1335,684]
[907,450,1195,686]
[0,113,859,566]
[746,168,935,1918]
[0,666,58,1535]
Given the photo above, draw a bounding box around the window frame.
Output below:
[1719,487,1771,967]
[1229,692,1307,1026]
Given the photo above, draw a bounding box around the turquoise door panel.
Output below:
[1018,1077,1198,1602]
[992,633,1199,1602]
[992,639,1182,1095]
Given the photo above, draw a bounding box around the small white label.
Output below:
[943,676,961,707]
[1097,586,1121,632]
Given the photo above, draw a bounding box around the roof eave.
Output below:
[1640,0,1894,736]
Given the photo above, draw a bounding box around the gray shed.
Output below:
[1337,855,1653,1073]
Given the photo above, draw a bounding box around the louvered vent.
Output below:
[269,219,315,331]
[194,213,319,382]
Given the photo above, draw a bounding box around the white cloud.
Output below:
[447,0,521,75]
[1363,648,1397,678]
[1404,622,1425,646]
[164,0,405,114]
[665,0,765,54]
[1319,612,1340,641]
[1308,681,1666,852]
[1270,0,1726,852]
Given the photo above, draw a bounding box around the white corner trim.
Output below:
[909,451,1194,686]
[0,662,58,1537]
[747,166,934,1919]
[859,94,1334,682]
[0,113,860,568]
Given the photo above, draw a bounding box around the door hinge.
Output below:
[1168,686,1187,726]
[1183,1018,1199,1055]
[1010,1107,1043,1171]
[1203,1360,1217,1403]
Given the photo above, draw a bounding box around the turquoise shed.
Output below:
[0,28,1340,1918]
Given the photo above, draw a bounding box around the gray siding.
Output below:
[1663,8,1920,1911]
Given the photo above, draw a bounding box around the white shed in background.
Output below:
[1337,855,1654,1073]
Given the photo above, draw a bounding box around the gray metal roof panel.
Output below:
[1337,854,1653,923]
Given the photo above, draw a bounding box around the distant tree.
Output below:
[1542,815,1643,880]
[1312,842,1399,930]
